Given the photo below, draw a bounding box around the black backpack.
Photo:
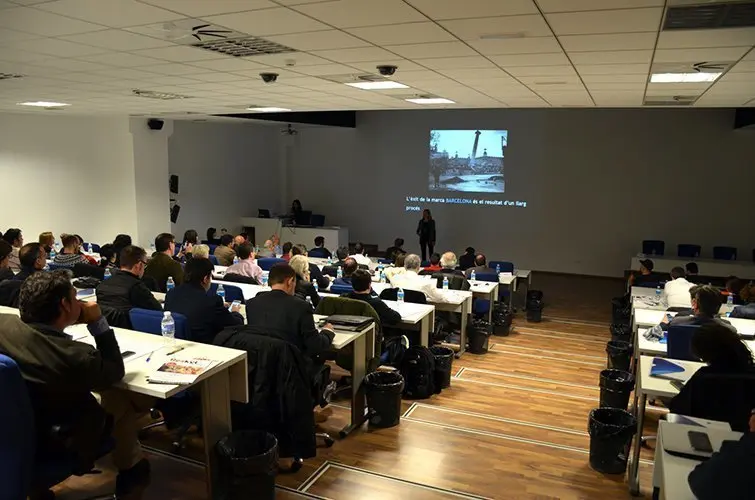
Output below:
[382,337,407,367]
[400,346,435,399]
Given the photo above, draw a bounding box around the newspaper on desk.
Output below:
[147,357,218,385]
[634,295,667,310]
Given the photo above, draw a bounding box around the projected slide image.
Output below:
[429,130,507,193]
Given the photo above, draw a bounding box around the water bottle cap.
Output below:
[163,311,171,317]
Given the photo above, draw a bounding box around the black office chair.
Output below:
[310,214,325,227]
[642,240,665,256]
[678,244,701,258]
[222,273,259,285]
[713,246,737,261]
[379,287,427,304]
[667,324,700,361]
[295,210,312,226]
[432,272,470,291]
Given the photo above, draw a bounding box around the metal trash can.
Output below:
[588,408,636,474]
[365,371,404,428]
[599,369,635,409]
[606,340,632,372]
[430,346,454,390]
[215,430,278,500]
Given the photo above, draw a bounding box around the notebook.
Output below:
[650,358,687,381]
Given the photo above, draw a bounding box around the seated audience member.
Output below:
[662,285,736,333]
[385,253,407,284]
[670,323,755,425]
[73,235,99,266]
[290,255,320,308]
[308,236,332,259]
[349,242,371,266]
[725,277,746,306]
[244,264,335,360]
[3,228,23,271]
[96,245,161,313]
[333,257,358,287]
[233,234,245,249]
[256,240,275,258]
[688,412,755,500]
[458,247,476,271]
[213,234,236,266]
[143,233,184,292]
[112,234,132,267]
[292,244,330,289]
[686,262,699,276]
[182,229,198,254]
[98,244,117,268]
[0,271,152,494]
[281,241,293,262]
[392,254,448,303]
[664,266,695,309]
[464,254,496,278]
[53,234,88,267]
[629,259,659,287]
[205,227,219,245]
[0,240,14,281]
[190,244,210,260]
[419,253,442,275]
[164,258,243,344]
[224,243,263,283]
[346,269,401,327]
[433,252,470,290]
[13,243,47,281]
[38,232,55,254]
[384,238,405,263]
[333,246,349,267]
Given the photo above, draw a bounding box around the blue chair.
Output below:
[208,255,219,266]
[208,282,244,302]
[713,246,737,261]
[667,324,700,361]
[310,214,325,227]
[257,257,286,271]
[677,244,701,258]
[472,272,498,316]
[330,283,354,295]
[642,240,665,256]
[208,244,218,255]
[377,258,392,265]
[308,248,329,259]
[489,261,514,273]
[129,308,189,340]
[82,243,101,253]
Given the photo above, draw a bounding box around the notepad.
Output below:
[650,358,687,381]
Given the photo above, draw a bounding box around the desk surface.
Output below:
[638,355,703,398]
[634,308,755,336]
[313,314,371,349]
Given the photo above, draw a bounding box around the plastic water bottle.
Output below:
[262,274,268,287]
[86,243,91,253]
[217,284,225,301]
[337,267,343,279]
[166,276,175,292]
[306,296,313,309]
[727,294,734,306]
[103,268,111,280]
[161,311,175,344]
[233,256,239,265]
[397,287,405,304]
[327,254,332,264]
[313,280,319,293]
[470,270,476,281]
[655,286,662,304]
[443,276,449,290]
[380,270,385,283]
[49,247,56,259]
[496,264,501,274]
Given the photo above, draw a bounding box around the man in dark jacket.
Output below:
[345,269,401,327]
[164,258,243,344]
[0,239,14,281]
[464,254,497,278]
[13,243,47,281]
[0,270,152,494]
[292,244,330,290]
[96,245,161,313]
[384,238,405,264]
[661,285,736,333]
[458,247,476,271]
[731,302,755,320]
[333,257,358,287]
[245,264,334,359]
[143,233,184,292]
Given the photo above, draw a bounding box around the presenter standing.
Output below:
[416,209,436,262]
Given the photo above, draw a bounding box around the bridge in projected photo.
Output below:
[429,129,507,193]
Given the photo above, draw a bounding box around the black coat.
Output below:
[214,326,316,459]
[432,269,470,291]
[164,283,244,344]
[345,292,401,326]
[95,270,161,313]
[295,276,320,308]
[0,267,14,281]
[688,432,755,500]
[416,218,436,242]
[309,263,330,290]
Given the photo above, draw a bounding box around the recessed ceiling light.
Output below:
[17,101,70,107]
[345,81,409,90]
[405,97,455,104]
[650,72,722,83]
[246,106,291,112]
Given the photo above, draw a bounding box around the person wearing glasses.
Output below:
[96,245,162,313]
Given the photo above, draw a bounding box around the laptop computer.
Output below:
[326,315,374,331]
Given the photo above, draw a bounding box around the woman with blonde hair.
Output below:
[38,232,55,253]
[190,244,210,260]
[289,255,319,308]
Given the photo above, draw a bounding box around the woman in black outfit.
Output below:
[416,209,436,262]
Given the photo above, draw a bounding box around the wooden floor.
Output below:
[52,273,663,499]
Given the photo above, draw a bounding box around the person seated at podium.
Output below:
[333,258,358,287]
[290,199,303,219]
[308,236,331,259]
[349,242,371,267]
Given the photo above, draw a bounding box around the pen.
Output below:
[145,350,155,363]
[165,346,186,356]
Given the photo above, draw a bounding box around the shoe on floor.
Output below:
[116,458,151,496]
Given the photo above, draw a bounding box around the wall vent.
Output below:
[664,1,755,30]
[192,36,297,57]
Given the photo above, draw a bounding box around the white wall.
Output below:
[0,113,140,246]
[287,108,755,277]
[168,120,280,241]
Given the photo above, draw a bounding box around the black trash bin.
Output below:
[492,304,513,336]
[588,407,637,474]
[526,291,544,322]
[599,369,635,409]
[215,430,278,500]
[365,371,404,428]
[467,319,491,354]
[610,323,631,342]
[430,346,454,390]
[606,340,632,371]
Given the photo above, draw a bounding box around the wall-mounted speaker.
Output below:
[170,204,180,223]
[169,174,179,194]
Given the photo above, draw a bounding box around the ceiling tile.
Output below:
[657,27,755,49]
[76,52,165,67]
[559,32,657,51]
[189,58,265,71]
[576,63,649,75]
[506,65,578,77]
[265,30,370,51]
[244,52,330,67]
[205,8,330,36]
[517,74,580,84]
[440,15,552,40]
[137,62,208,75]
[537,0,663,12]
[138,0,276,16]
[36,0,180,28]
[580,73,647,83]
[591,91,643,105]
[653,47,751,64]
[568,50,652,65]
[468,36,562,56]
[730,61,755,73]
[0,6,105,36]
[347,59,425,72]
[0,26,42,43]
[546,8,663,36]
[438,67,513,80]
[132,45,229,62]
[60,30,175,50]
[3,37,109,57]
[0,49,54,63]
[415,56,496,70]
[387,41,476,59]
[405,0,537,20]
[346,22,456,46]
[291,0,426,28]
[310,46,398,63]
[291,63,362,76]
[489,52,569,67]
[584,81,646,91]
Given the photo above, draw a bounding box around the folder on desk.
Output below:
[650,358,686,380]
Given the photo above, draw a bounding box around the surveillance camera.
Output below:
[376,65,397,76]
[259,72,279,83]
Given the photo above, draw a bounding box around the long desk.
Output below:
[0,306,248,498]
[630,255,755,278]
[632,308,755,336]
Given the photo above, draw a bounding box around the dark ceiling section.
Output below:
[215,111,356,128]
[663,1,755,30]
